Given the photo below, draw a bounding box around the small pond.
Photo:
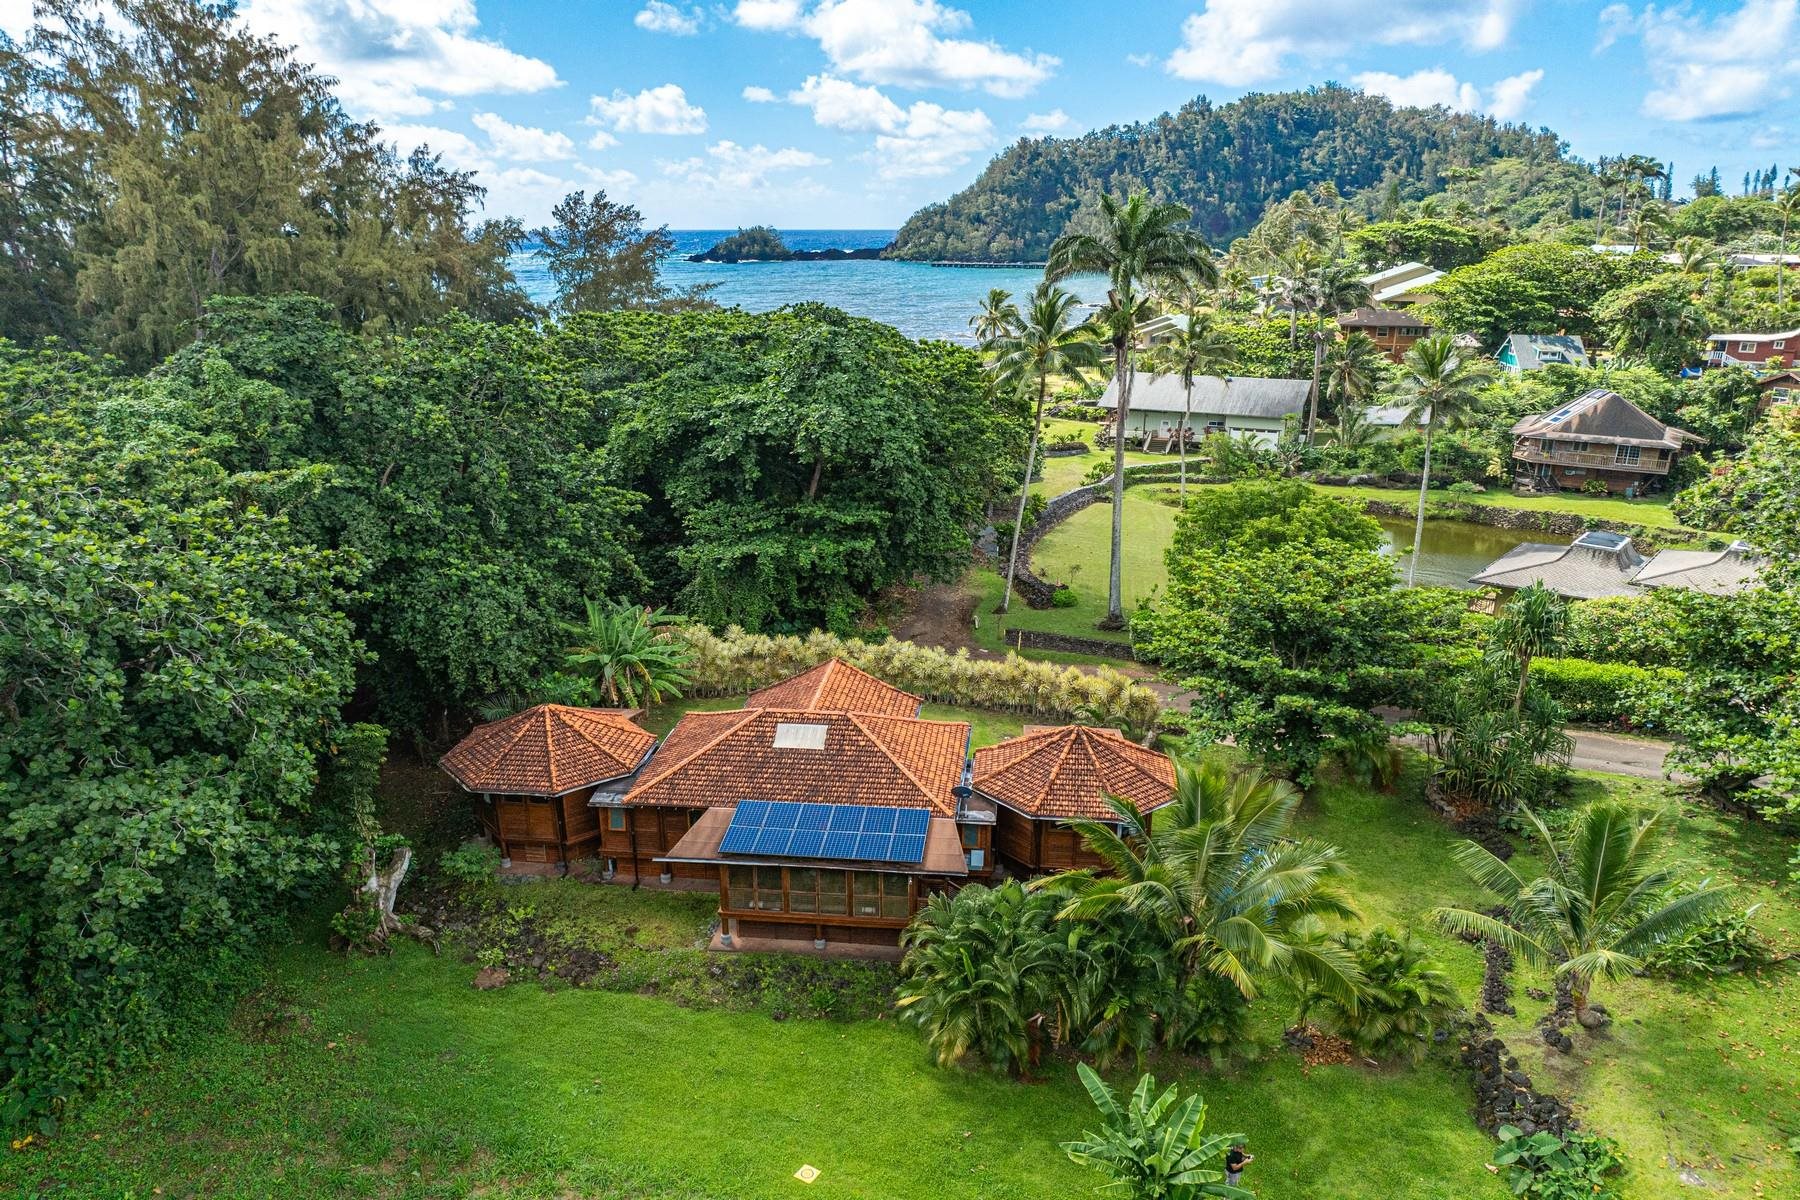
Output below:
[1376,517,1569,590]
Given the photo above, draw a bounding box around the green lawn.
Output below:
[1309,483,1693,531]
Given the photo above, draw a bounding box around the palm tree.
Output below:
[1039,759,1362,1005]
[1330,401,1378,453]
[1627,201,1670,252]
[1301,261,1372,441]
[1490,582,1569,715]
[970,286,1021,347]
[560,597,693,706]
[1049,192,1215,627]
[1145,308,1237,503]
[1671,236,1720,274]
[989,281,1102,614]
[1325,330,1384,415]
[1430,803,1732,1025]
[1774,184,1800,312]
[1395,334,1495,586]
[1062,1065,1249,1200]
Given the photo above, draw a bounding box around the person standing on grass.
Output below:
[1225,1144,1253,1187]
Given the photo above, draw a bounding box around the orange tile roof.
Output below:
[627,707,970,815]
[971,726,1175,821]
[439,705,657,797]
[745,658,923,717]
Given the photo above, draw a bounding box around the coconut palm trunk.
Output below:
[1179,376,1192,502]
[1407,418,1433,588]
[1307,321,1326,443]
[999,377,1048,615]
[1106,330,1131,625]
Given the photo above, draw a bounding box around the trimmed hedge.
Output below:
[1529,656,1682,729]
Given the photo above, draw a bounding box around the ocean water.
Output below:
[509,229,1108,345]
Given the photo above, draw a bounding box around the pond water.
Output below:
[1376,517,1569,590]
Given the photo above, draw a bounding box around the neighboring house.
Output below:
[1137,312,1189,346]
[1096,373,1311,447]
[1755,369,1800,412]
[1359,261,1443,308]
[1497,333,1591,373]
[1338,306,1431,363]
[1361,404,1425,437]
[1470,531,1762,599]
[1705,328,1798,369]
[970,726,1176,876]
[440,705,658,875]
[1511,389,1704,495]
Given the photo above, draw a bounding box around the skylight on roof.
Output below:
[1575,530,1628,549]
[772,722,829,750]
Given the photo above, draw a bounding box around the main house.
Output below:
[1510,389,1704,495]
[440,659,1177,956]
[1706,328,1798,370]
[1471,531,1764,599]
[1359,261,1443,308]
[1096,372,1311,448]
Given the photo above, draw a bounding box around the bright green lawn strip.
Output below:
[1306,483,1691,530]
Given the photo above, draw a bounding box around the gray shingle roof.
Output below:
[1096,373,1311,418]
[1503,334,1590,370]
[1629,543,1764,596]
[1469,531,1646,599]
[1511,389,1704,450]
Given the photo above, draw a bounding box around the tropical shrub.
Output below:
[1490,1126,1624,1200]
[1641,891,1776,978]
[1051,586,1079,608]
[1296,926,1461,1063]
[561,597,692,707]
[1528,657,1679,728]
[440,843,503,889]
[1562,596,1680,667]
[677,624,1161,731]
[1062,1065,1249,1200]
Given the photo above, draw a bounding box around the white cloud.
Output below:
[587,129,619,150]
[634,1,702,35]
[382,122,488,166]
[1125,52,1157,68]
[471,112,576,161]
[237,0,561,121]
[661,140,829,192]
[774,74,995,178]
[379,124,635,224]
[1020,109,1071,134]
[787,74,907,131]
[1166,0,1521,86]
[1602,1,1796,121]
[1351,67,1542,120]
[589,83,708,134]
[742,85,780,102]
[0,0,32,39]
[732,0,805,30]
[735,0,1056,97]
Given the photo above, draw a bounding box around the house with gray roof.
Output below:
[1511,389,1704,495]
[1470,531,1762,599]
[1096,373,1310,448]
[1497,333,1590,372]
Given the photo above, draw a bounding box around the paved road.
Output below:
[1564,730,1682,780]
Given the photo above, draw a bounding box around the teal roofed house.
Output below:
[1497,333,1590,372]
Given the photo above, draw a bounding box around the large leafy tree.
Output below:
[561,304,1023,634]
[990,281,1100,613]
[533,189,708,316]
[1422,242,1659,350]
[1596,275,1706,372]
[1,345,366,1121]
[1049,191,1215,627]
[1431,803,1731,1024]
[1134,482,1464,780]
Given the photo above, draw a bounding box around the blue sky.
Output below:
[7,1,1795,228]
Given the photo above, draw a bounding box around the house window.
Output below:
[1375,327,1390,337]
[1775,340,1787,349]
[787,867,821,914]
[960,824,981,848]
[1563,467,1583,476]
[1614,445,1641,465]
[967,848,986,871]
[850,872,909,919]
[727,865,785,911]
[1739,342,1757,352]
[607,807,626,831]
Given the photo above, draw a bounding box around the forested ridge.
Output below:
[887,86,1568,262]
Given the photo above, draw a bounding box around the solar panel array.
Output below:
[718,800,930,863]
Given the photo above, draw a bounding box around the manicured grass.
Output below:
[1309,483,1693,531]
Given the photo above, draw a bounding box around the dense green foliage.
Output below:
[1135,482,1469,780]
[558,304,1019,632]
[1421,243,1661,351]
[2,1,533,364]
[1061,1065,1247,1200]
[694,225,789,261]
[1527,657,1678,728]
[889,87,1564,261]
[1491,1127,1625,1200]
[1295,926,1461,1064]
[1,343,368,1125]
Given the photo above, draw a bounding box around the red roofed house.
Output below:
[439,705,658,874]
[971,725,1176,874]
[744,657,923,716]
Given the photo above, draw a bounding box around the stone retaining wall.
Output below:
[1003,628,1136,660]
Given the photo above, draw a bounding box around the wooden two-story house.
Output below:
[1510,389,1704,495]
[1337,307,1431,364]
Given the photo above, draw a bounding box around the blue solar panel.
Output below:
[891,834,927,862]
[719,801,935,863]
[752,827,793,855]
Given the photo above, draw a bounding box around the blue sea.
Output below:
[509,229,1107,345]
